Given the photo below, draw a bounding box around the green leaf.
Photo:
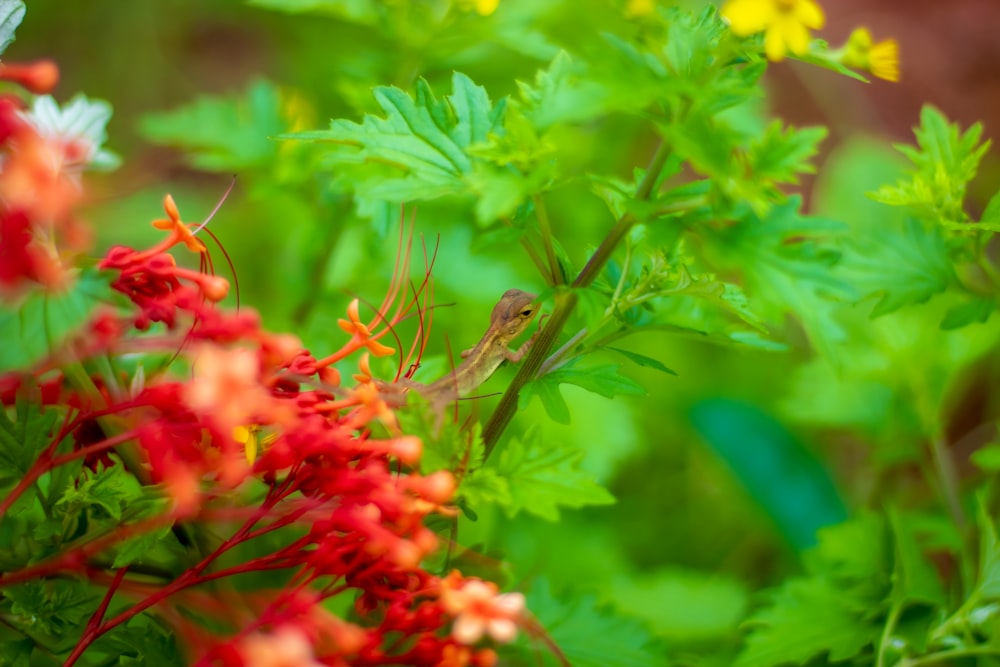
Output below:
[746,121,826,185]
[0,0,25,56]
[522,363,644,425]
[94,615,183,667]
[488,432,615,521]
[140,79,286,171]
[545,363,646,399]
[521,375,572,425]
[26,94,121,170]
[0,268,113,373]
[112,524,174,568]
[288,72,506,204]
[517,50,609,128]
[56,465,131,522]
[2,580,99,644]
[605,347,677,376]
[504,578,664,667]
[870,105,991,225]
[841,217,955,318]
[735,515,888,666]
[459,466,512,512]
[0,639,32,667]
[940,296,994,330]
[981,189,1000,224]
[0,397,58,482]
[735,578,877,667]
[713,198,857,360]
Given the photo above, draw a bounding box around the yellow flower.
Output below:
[721,0,825,61]
[234,424,277,464]
[841,27,900,82]
[625,0,656,18]
[453,0,498,15]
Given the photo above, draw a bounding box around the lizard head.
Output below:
[491,289,539,338]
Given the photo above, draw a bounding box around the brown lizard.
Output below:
[405,289,542,413]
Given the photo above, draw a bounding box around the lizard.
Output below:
[403,289,543,415]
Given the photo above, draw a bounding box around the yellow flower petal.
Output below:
[869,39,900,82]
[778,16,811,55]
[475,0,499,15]
[625,0,656,18]
[721,0,775,35]
[764,24,788,60]
[794,0,825,29]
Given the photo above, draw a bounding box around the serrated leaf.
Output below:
[870,105,991,225]
[288,72,506,204]
[0,268,112,373]
[981,189,1000,224]
[747,121,826,185]
[842,217,955,318]
[112,524,173,568]
[96,615,183,667]
[140,79,286,171]
[505,579,664,667]
[714,198,857,359]
[940,296,994,330]
[605,347,677,376]
[735,578,877,667]
[459,466,512,511]
[546,363,646,399]
[23,94,120,170]
[0,398,57,478]
[489,433,614,521]
[56,465,131,522]
[0,0,25,57]
[521,376,571,425]
[3,580,99,641]
[517,50,609,128]
[736,514,888,666]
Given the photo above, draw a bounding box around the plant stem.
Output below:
[533,194,562,285]
[901,645,1000,666]
[929,436,968,537]
[482,139,671,457]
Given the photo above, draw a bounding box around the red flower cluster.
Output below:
[0,60,531,667]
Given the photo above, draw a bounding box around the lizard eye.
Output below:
[520,308,533,316]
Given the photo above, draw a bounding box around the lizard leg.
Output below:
[504,313,548,362]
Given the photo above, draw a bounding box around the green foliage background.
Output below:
[8,1,1000,665]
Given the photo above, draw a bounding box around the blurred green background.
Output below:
[14,1,1000,663]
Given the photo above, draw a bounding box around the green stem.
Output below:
[482,139,671,457]
[929,436,968,538]
[901,645,1000,666]
[876,600,904,667]
[503,216,549,279]
[533,194,562,285]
